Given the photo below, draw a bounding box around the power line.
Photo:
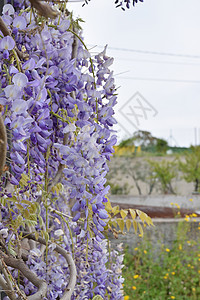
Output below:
[89,44,200,59]
[114,57,200,66]
[116,76,200,83]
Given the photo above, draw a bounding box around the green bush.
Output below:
[179,146,200,193]
[147,159,177,194]
[123,217,200,299]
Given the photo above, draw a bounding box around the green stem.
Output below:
[50,111,69,123]
[12,49,21,71]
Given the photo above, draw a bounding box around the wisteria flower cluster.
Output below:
[0,1,124,299]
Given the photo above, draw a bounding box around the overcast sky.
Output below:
[68,0,200,147]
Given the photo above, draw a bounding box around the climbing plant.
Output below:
[0,1,150,299]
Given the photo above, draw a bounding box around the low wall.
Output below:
[109,217,200,252]
[109,195,200,251]
[109,194,200,210]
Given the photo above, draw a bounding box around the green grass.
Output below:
[123,218,200,300]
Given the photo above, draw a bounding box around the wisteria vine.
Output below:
[0,1,124,300]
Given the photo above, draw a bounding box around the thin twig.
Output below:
[1,259,28,300]
[0,260,17,300]
[0,251,47,300]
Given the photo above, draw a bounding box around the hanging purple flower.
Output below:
[0,36,15,50]
[13,16,27,30]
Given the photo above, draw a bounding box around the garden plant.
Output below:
[123,213,200,300]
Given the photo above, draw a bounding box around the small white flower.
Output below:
[0,228,8,238]
[63,123,76,133]
[54,229,64,237]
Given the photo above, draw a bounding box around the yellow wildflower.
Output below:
[132,286,137,290]
[143,250,147,254]
[171,272,175,275]
[170,296,175,299]
[165,248,170,252]
[124,296,130,300]
[179,244,182,251]
[134,247,138,251]
[133,275,139,279]
[189,198,193,202]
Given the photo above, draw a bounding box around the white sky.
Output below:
[68,0,200,147]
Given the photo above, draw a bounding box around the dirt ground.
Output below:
[107,155,194,196]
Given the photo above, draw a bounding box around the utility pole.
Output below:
[194,127,197,146]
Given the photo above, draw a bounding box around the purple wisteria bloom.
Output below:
[13,16,27,29]
[0,1,123,299]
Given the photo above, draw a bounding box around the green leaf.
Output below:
[19,173,29,186]
[30,203,37,213]
[129,209,136,221]
[16,203,24,211]
[92,296,103,300]
[17,215,23,223]
[23,209,30,219]
[112,205,120,216]
[133,220,137,233]
[21,200,31,205]
[38,216,44,227]
[104,197,113,211]
[126,219,132,232]
[116,218,124,232]
[120,209,128,220]
[6,196,17,202]
[44,231,49,243]
[138,223,144,237]
[35,232,39,240]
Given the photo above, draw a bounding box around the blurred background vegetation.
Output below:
[107,130,200,196]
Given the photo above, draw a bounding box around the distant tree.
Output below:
[147,159,177,194]
[179,146,200,193]
[132,130,157,147]
[156,138,168,153]
[121,158,156,195]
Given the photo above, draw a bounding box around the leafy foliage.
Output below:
[123,215,200,299]
[179,146,200,192]
[105,198,154,238]
[147,159,177,194]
